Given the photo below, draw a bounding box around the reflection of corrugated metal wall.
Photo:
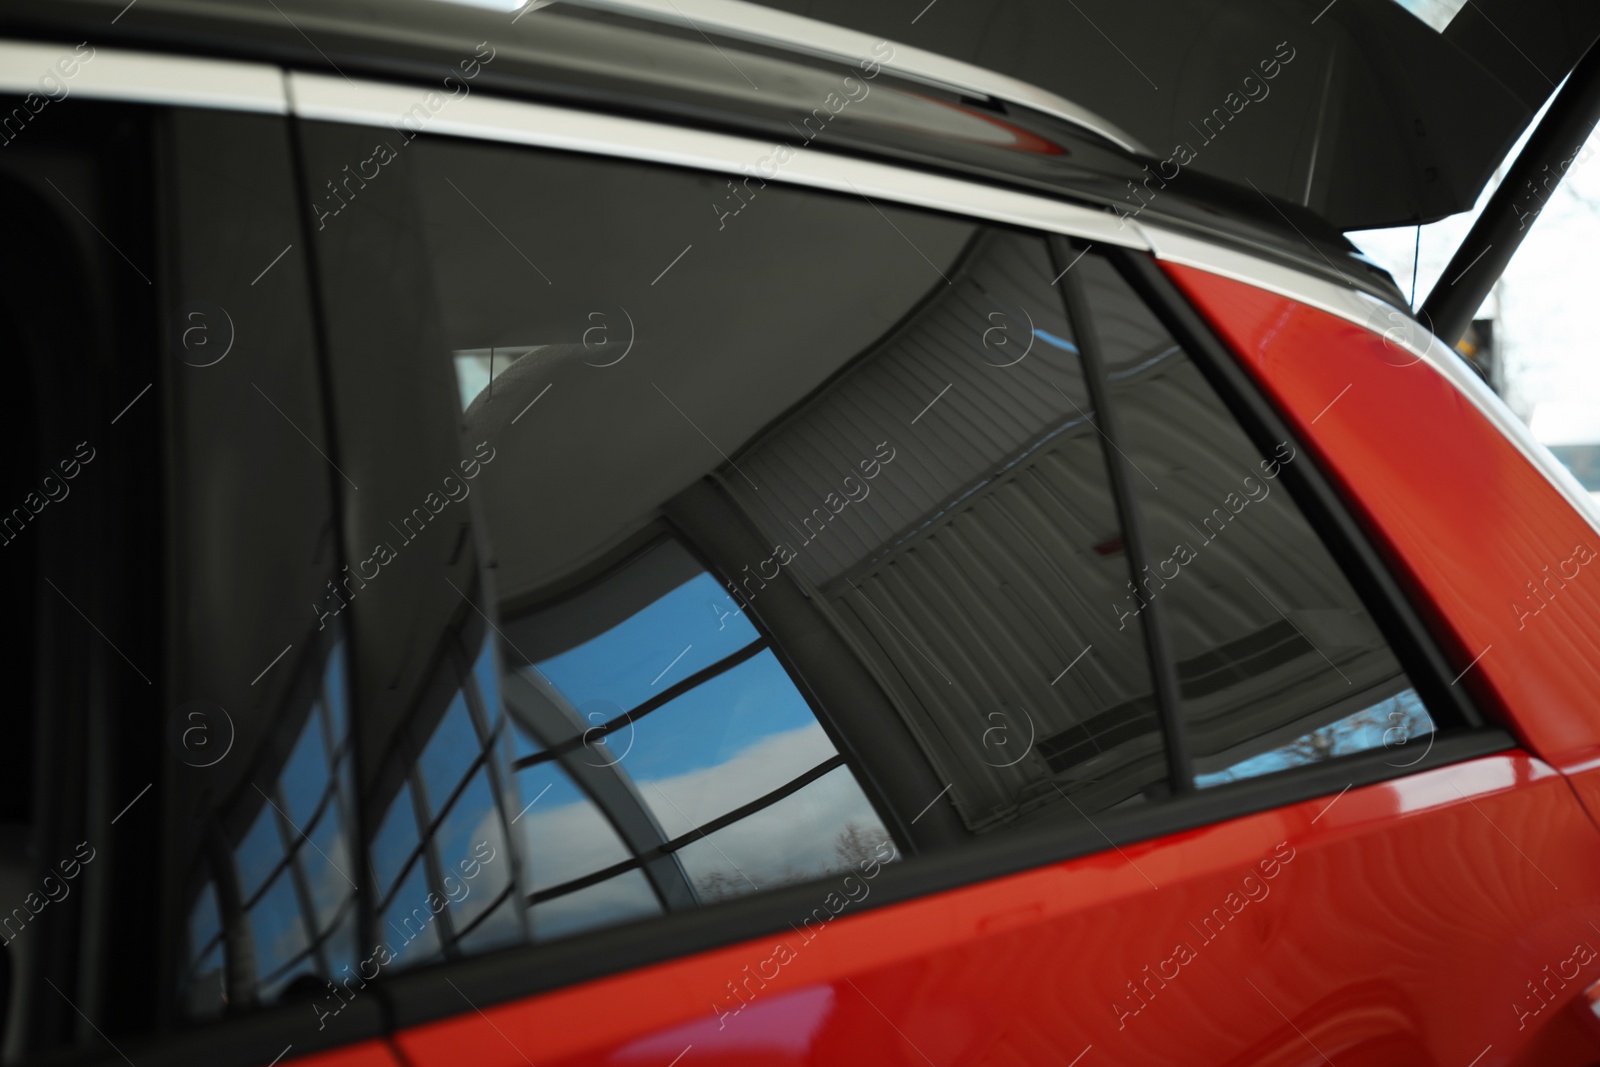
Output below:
[728,240,1415,830]
[1076,253,1410,772]
[728,232,1165,829]
[729,230,1086,588]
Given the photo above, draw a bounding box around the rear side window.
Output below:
[295,116,1471,984]
[1068,255,1436,787]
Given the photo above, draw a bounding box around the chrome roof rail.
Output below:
[554,0,1151,156]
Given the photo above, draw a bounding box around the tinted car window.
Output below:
[298,114,1452,979]
[1067,254,1438,787]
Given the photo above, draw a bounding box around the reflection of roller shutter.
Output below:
[727,232,1166,830]
[1075,252,1416,778]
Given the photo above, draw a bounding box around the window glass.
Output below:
[497,539,890,924]
[719,229,1166,826]
[371,782,420,902]
[1070,254,1437,786]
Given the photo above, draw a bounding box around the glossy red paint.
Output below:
[394,754,1600,1067]
[1159,262,1600,775]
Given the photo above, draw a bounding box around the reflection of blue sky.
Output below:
[383,863,442,967]
[534,573,757,714]
[472,633,500,729]
[419,694,478,812]
[371,782,419,897]
[249,873,307,978]
[303,807,351,926]
[625,650,825,784]
[280,709,330,827]
[1196,689,1434,788]
[325,644,349,744]
[237,806,282,899]
[434,770,510,927]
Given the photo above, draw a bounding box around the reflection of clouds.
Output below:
[515,785,632,891]
[532,868,659,941]
[675,766,883,892]
[305,814,353,927]
[640,723,837,834]
[514,725,885,900]
[252,875,308,976]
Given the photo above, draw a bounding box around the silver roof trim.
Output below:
[288,71,1148,250]
[556,0,1151,156]
[0,40,286,114]
[1139,222,1600,538]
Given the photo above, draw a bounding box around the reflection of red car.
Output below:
[4,1,1600,1066]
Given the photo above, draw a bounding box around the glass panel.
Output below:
[513,761,632,895]
[673,766,891,902]
[515,547,758,713]
[302,806,354,929]
[1071,254,1438,786]
[630,650,841,832]
[1195,689,1436,787]
[433,770,511,931]
[723,231,1165,825]
[531,869,661,941]
[186,881,220,963]
[236,805,284,901]
[418,693,480,816]
[380,864,444,971]
[371,781,420,900]
[280,708,332,828]
[247,873,309,989]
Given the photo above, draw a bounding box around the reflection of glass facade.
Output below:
[502,539,892,936]
[367,634,521,973]
[182,645,358,1015]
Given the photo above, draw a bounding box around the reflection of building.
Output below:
[181,551,890,1013]
[182,638,358,1015]
[497,537,888,937]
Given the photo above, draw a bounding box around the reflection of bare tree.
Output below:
[694,869,750,903]
[689,824,896,904]
[1278,705,1396,767]
[833,822,891,868]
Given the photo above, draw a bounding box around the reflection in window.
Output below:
[724,231,1166,828]
[364,625,524,974]
[501,538,893,934]
[1070,254,1448,789]
[180,644,358,1015]
[1195,689,1435,787]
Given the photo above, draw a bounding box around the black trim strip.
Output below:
[526,756,847,906]
[1055,235,1193,793]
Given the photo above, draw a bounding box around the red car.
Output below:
[2,0,1600,1065]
